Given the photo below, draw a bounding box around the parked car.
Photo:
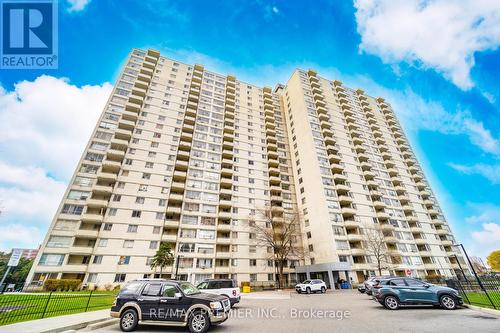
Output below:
[373,277,463,310]
[110,279,231,333]
[196,279,240,307]
[357,284,366,293]
[295,279,327,294]
[364,276,392,295]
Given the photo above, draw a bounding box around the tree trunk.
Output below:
[278,262,285,289]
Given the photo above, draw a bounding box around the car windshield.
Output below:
[302,280,311,284]
[179,282,200,295]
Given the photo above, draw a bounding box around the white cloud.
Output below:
[0,75,113,180]
[0,162,66,220]
[353,0,500,89]
[272,6,279,14]
[449,163,500,184]
[471,223,500,257]
[67,0,91,12]
[0,76,111,250]
[465,203,500,224]
[0,224,42,252]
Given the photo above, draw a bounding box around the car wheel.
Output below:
[384,296,400,310]
[296,290,301,294]
[120,309,138,332]
[188,310,210,333]
[321,287,326,293]
[306,287,311,294]
[439,295,457,310]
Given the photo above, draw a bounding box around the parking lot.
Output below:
[89,290,499,333]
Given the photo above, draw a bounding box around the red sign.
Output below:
[405,269,412,277]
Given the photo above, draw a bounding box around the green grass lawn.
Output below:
[464,291,500,309]
[0,292,117,326]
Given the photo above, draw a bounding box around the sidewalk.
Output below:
[241,290,292,299]
[1,309,112,333]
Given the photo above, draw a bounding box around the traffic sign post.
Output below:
[0,249,24,293]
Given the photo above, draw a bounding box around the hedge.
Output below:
[44,279,82,291]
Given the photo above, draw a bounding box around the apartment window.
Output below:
[38,254,64,266]
[123,240,134,248]
[153,226,161,234]
[132,210,141,218]
[127,225,138,233]
[46,236,72,248]
[114,274,126,282]
[149,241,158,249]
[135,197,145,204]
[98,239,108,247]
[93,255,103,264]
[249,259,257,266]
[61,204,83,215]
[103,223,113,231]
[87,273,98,283]
[107,208,117,216]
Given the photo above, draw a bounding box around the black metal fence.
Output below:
[0,290,116,326]
[444,276,500,310]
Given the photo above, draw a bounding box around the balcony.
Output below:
[372,201,386,209]
[175,160,189,171]
[338,195,353,204]
[166,206,181,215]
[341,207,356,216]
[376,212,390,220]
[350,248,366,256]
[81,213,104,223]
[107,149,125,161]
[347,234,364,242]
[115,128,132,140]
[86,198,108,208]
[335,184,350,193]
[102,159,121,171]
[344,220,358,229]
[173,170,187,181]
[92,185,113,195]
[97,171,117,182]
[69,246,94,255]
[331,163,344,173]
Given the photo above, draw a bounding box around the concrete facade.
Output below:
[26,49,464,289]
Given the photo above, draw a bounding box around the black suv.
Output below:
[110,279,231,333]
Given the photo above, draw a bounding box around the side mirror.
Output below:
[174,292,183,299]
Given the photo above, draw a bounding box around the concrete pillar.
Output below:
[306,271,311,279]
[328,270,335,290]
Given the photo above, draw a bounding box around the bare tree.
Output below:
[362,223,392,276]
[248,207,305,288]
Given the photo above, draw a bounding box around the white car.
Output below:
[197,279,241,306]
[295,279,327,294]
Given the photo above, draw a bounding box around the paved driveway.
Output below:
[88,290,499,333]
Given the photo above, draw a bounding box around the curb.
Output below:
[463,304,500,317]
[86,318,119,330]
[39,317,112,333]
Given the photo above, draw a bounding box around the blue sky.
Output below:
[0,0,499,258]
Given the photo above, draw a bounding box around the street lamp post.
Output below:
[174,255,182,280]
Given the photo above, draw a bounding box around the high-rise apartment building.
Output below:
[26,49,463,289]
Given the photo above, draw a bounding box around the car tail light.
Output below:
[232,290,237,296]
